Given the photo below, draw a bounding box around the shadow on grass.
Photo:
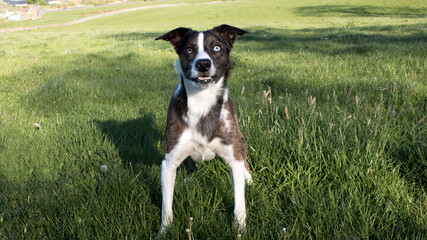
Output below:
[95,112,163,167]
[294,5,427,18]
[238,24,427,55]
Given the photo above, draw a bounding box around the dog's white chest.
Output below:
[184,77,224,116]
[181,77,227,143]
[175,128,221,162]
[189,139,217,162]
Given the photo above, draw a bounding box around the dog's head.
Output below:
[156,25,249,88]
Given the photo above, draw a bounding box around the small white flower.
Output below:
[100,165,109,173]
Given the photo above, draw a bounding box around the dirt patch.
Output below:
[81,10,117,15]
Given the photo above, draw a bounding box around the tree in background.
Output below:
[26,0,48,5]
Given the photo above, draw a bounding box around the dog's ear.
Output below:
[212,24,249,47]
[155,27,193,50]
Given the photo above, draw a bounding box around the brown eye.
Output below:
[186,48,193,54]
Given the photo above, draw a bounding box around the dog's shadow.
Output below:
[94,111,163,167]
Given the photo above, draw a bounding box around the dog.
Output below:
[155,24,251,231]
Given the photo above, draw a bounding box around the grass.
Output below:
[0,0,214,29]
[0,0,426,239]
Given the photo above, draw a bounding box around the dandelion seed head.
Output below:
[100,165,109,173]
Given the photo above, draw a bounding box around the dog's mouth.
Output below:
[190,76,217,87]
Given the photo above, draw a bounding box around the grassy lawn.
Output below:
[0,0,426,239]
[0,0,215,29]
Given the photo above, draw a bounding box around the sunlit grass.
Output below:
[0,0,426,239]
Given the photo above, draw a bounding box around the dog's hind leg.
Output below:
[183,157,197,175]
[243,159,252,185]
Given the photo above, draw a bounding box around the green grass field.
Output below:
[1,0,426,239]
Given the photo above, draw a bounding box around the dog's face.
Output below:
[176,31,230,88]
[156,25,249,88]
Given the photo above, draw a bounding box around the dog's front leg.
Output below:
[215,143,249,228]
[160,158,179,231]
[229,160,247,228]
[160,134,196,232]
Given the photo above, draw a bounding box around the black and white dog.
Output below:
[155,25,251,231]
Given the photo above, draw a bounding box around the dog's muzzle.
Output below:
[190,58,217,87]
[195,59,212,72]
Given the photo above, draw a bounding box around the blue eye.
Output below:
[213,46,221,52]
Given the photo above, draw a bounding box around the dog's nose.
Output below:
[195,59,212,72]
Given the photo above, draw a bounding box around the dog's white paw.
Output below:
[234,209,247,227]
[244,169,252,186]
[158,222,171,238]
[234,214,247,231]
[157,225,169,240]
